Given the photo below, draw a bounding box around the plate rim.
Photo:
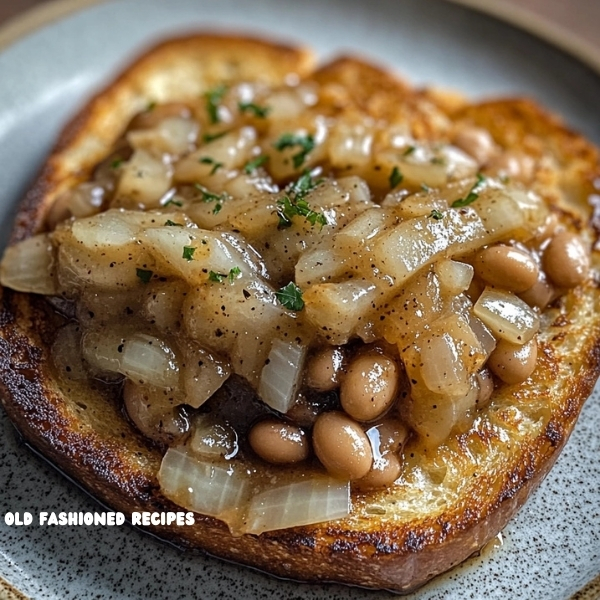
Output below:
[0,1,599,598]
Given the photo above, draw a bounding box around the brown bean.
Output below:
[519,273,554,310]
[370,417,410,454]
[453,125,496,164]
[356,453,402,490]
[474,245,539,293]
[488,338,537,385]
[340,353,399,422]
[248,419,309,465]
[306,346,345,392]
[312,411,372,480]
[542,230,590,289]
[487,151,535,181]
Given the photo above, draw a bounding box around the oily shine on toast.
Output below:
[0,34,599,593]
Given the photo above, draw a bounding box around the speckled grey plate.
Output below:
[0,1,599,598]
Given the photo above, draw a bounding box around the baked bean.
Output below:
[248,419,309,464]
[371,417,410,453]
[313,411,372,480]
[488,338,537,385]
[519,272,554,310]
[487,151,535,181]
[542,230,590,289]
[473,245,539,293]
[475,369,494,409]
[306,346,345,392]
[453,125,497,164]
[340,353,399,422]
[356,453,402,490]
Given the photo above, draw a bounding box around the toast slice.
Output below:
[1,34,599,593]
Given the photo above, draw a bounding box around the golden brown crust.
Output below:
[1,35,600,593]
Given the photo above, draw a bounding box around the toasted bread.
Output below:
[1,34,600,593]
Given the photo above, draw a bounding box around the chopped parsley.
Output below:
[431,157,446,165]
[110,157,125,170]
[451,173,486,208]
[276,172,327,229]
[389,166,404,189]
[164,220,183,227]
[420,183,432,193]
[202,131,228,144]
[146,100,157,112]
[273,133,315,168]
[164,197,183,207]
[275,282,304,311]
[208,266,242,284]
[182,246,196,261]
[194,184,228,214]
[238,101,271,118]
[244,155,269,174]
[199,156,223,174]
[429,209,444,220]
[205,84,227,124]
[403,145,416,156]
[136,268,153,284]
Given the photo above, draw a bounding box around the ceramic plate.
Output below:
[0,1,599,598]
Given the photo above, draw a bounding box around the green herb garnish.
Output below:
[146,101,157,112]
[182,246,196,261]
[136,268,153,284]
[208,266,241,284]
[420,183,432,193]
[403,145,416,156]
[205,84,227,124]
[275,282,304,311]
[429,209,444,220]
[431,157,446,165]
[194,184,228,214]
[244,155,269,174]
[199,156,223,174]
[276,172,327,229]
[110,158,125,170]
[451,173,486,208]
[389,166,404,189]
[164,197,183,207]
[202,131,228,144]
[273,133,315,168]
[238,101,271,118]
[164,220,183,227]
[228,266,241,283]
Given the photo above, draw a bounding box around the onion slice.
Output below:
[158,448,249,528]
[244,476,351,535]
[259,339,307,413]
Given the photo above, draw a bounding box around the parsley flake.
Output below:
[275,282,304,311]
[194,184,228,214]
[389,166,404,189]
[403,145,416,156]
[205,84,227,124]
[276,172,327,229]
[238,101,271,118]
[208,266,242,284]
[202,131,228,144]
[164,197,183,207]
[420,183,432,193]
[110,157,125,170]
[429,209,444,220]
[199,156,223,174]
[136,268,153,284]
[273,133,315,168]
[165,220,183,227]
[182,246,196,261]
[146,101,157,112]
[244,155,269,174]
[451,173,486,208]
